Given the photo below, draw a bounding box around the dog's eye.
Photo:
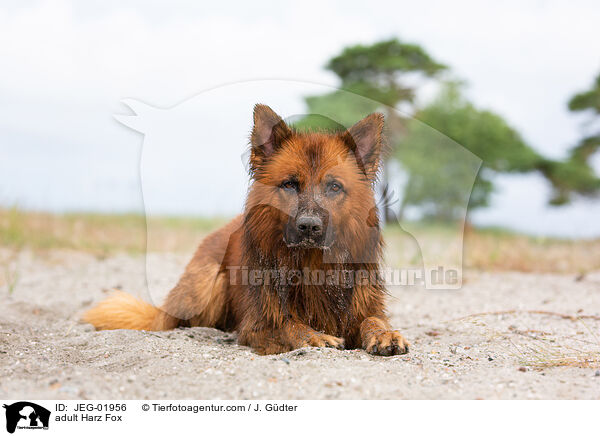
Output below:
[328,182,343,193]
[281,180,297,191]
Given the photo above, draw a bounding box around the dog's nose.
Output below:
[296,215,323,239]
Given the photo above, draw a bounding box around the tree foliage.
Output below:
[324,39,446,107]
[399,83,543,219]
[545,72,600,204]
[527,72,600,205]
[302,38,446,123]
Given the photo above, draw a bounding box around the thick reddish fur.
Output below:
[83,105,409,355]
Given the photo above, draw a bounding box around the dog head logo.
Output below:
[3,402,50,434]
[114,80,480,307]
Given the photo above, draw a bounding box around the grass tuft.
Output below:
[520,350,600,369]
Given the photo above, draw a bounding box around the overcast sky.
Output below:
[1,0,599,236]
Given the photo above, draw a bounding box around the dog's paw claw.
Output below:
[365,330,409,356]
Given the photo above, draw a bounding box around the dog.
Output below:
[83,104,409,356]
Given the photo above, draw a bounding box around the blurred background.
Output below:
[1,0,600,274]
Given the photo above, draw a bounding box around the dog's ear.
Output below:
[250,104,292,171]
[341,113,385,179]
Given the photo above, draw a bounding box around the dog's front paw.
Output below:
[365,330,409,356]
[301,331,345,349]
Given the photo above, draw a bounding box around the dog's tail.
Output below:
[82,290,161,331]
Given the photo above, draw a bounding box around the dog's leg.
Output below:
[360,316,409,356]
[238,320,344,355]
[237,328,292,355]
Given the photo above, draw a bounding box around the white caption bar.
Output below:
[0,400,595,436]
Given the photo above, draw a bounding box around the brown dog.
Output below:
[83,104,409,356]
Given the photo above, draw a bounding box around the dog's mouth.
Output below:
[283,237,333,250]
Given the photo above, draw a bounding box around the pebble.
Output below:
[58,385,79,395]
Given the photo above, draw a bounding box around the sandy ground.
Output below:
[1,249,599,400]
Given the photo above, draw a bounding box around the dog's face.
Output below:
[246,105,384,255]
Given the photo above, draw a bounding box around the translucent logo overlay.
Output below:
[115,80,481,310]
